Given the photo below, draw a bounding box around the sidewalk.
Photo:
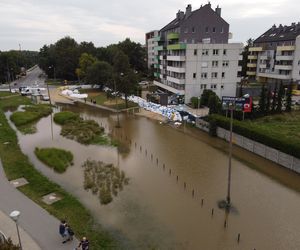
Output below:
[0,161,78,250]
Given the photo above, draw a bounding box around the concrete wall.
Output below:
[195,119,300,174]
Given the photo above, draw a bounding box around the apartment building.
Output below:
[247,23,300,86]
[145,30,159,69]
[148,3,242,104]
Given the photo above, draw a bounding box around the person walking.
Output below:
[77,236,89,250]
[59,220,66,239]
[62,223,74,243]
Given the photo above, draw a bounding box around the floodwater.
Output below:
[11,103,300,250]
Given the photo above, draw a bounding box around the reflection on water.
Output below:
[83,160,129,205]
[11,102,300,250]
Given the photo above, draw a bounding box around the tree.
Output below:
[190,97,200,108]
[79,41,97,56]
[54,36,80,80]
[113,50,137,108]
[200,89,217,106]
[271,84,277,112]
[258,84,266,114]
[285,83,292,112]
[241,38,253,78]
[76,53,97,80]
[266,88,271,114]
[208,95,221,114]
[86,61,113,89]
[276,83,284,113]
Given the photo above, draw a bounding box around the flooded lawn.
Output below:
[10,102,300,250]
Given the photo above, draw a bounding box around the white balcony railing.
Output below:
[167,76,185,85]
[167,55,186,61]
[166,66,185,73]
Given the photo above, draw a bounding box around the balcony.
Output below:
[167,66,186,73]
[237,66,242,71]
[167,55,186,61]
[167,76,185,85]
[153,72,160,78]
[153,80,185,95]
[260,55,270,60]
[258,72,292,80]
[154,46,164,51]
[276,55,294,61]
[167,32,179,40]
[167,43,186,50]
[159,56,163,60]
[154,64,160,69]
[247,71,256,76]
[248,55,257,60]
[159,65,163,70]
[274,65,293,70]
[249,46,263,52]
[277,45,295,51]
[247,63,257,68]
[154,36,163,42]
[259,64,266,69]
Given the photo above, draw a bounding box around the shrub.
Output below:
[53,111,79,125]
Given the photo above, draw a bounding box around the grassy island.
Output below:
[35,147,73,173]
[54,111,116,145]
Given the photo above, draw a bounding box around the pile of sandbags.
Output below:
[61,89,88,99]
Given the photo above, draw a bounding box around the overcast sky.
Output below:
[0,0,299,51]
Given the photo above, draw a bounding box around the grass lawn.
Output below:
[10,104,52,134]
[0,91,19,98]
[80,89,138,110]
[251,111,300,143]
[0,95,118,249]
[35,147,73,173]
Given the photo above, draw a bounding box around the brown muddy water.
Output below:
[9,103,300,250]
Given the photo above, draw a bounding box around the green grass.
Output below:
[35,147,73,173]
[210,111,300,158]
[0,91,19,98]
[53,111,79,125]
[0,95,118,249]
[80,89,138,110]
[0,95,31,111]
[10,104,52,134]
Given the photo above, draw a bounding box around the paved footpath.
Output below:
[0,161,78,250]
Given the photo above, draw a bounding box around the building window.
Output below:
[192,39,195,44]
[298,60,300,65]
[222,72,225,78]
[212,61,218,67]
[223,49,227,55]
[184,27,188,33]
[211,84,217,89]
[192,27,195,33]
[211,72,218,78]
[201,84,207,89]
[194,49,197,55]
[213,49,219,55]
[205,27,209,33]
[193,73,197,79]
[221,27,224,33]
[212,27,216,33]
[202,49,209,56]
[201,72,207,79]
[223,60,229,67]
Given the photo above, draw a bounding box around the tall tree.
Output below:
[265,88,271,114]
[285,83,292,112]
[271,84,277,112]
[276,83,284,113]
[258,84,266,114]
[208,94,221,114]
[86,61,113,89]
[113,50,137,108]
[76,53,97,80]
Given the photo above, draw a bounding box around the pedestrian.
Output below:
[77,236,89,250]
[62,223,74,243]
[59,220,66,239]
[84,98,86,103]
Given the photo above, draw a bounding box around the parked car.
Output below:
[41,94,50,101]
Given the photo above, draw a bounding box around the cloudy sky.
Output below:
[0,0,299,51]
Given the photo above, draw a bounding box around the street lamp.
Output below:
[48,65,56,82]
[9,210,22,250]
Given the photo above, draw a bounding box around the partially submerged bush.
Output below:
[83,160,129,205]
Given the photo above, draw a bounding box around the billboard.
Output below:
[222,96,252,112]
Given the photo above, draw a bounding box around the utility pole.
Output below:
[226,105,234,208]
[114,78,120,128]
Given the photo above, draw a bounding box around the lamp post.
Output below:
[9,210,22,250]
[48,65,56,82]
